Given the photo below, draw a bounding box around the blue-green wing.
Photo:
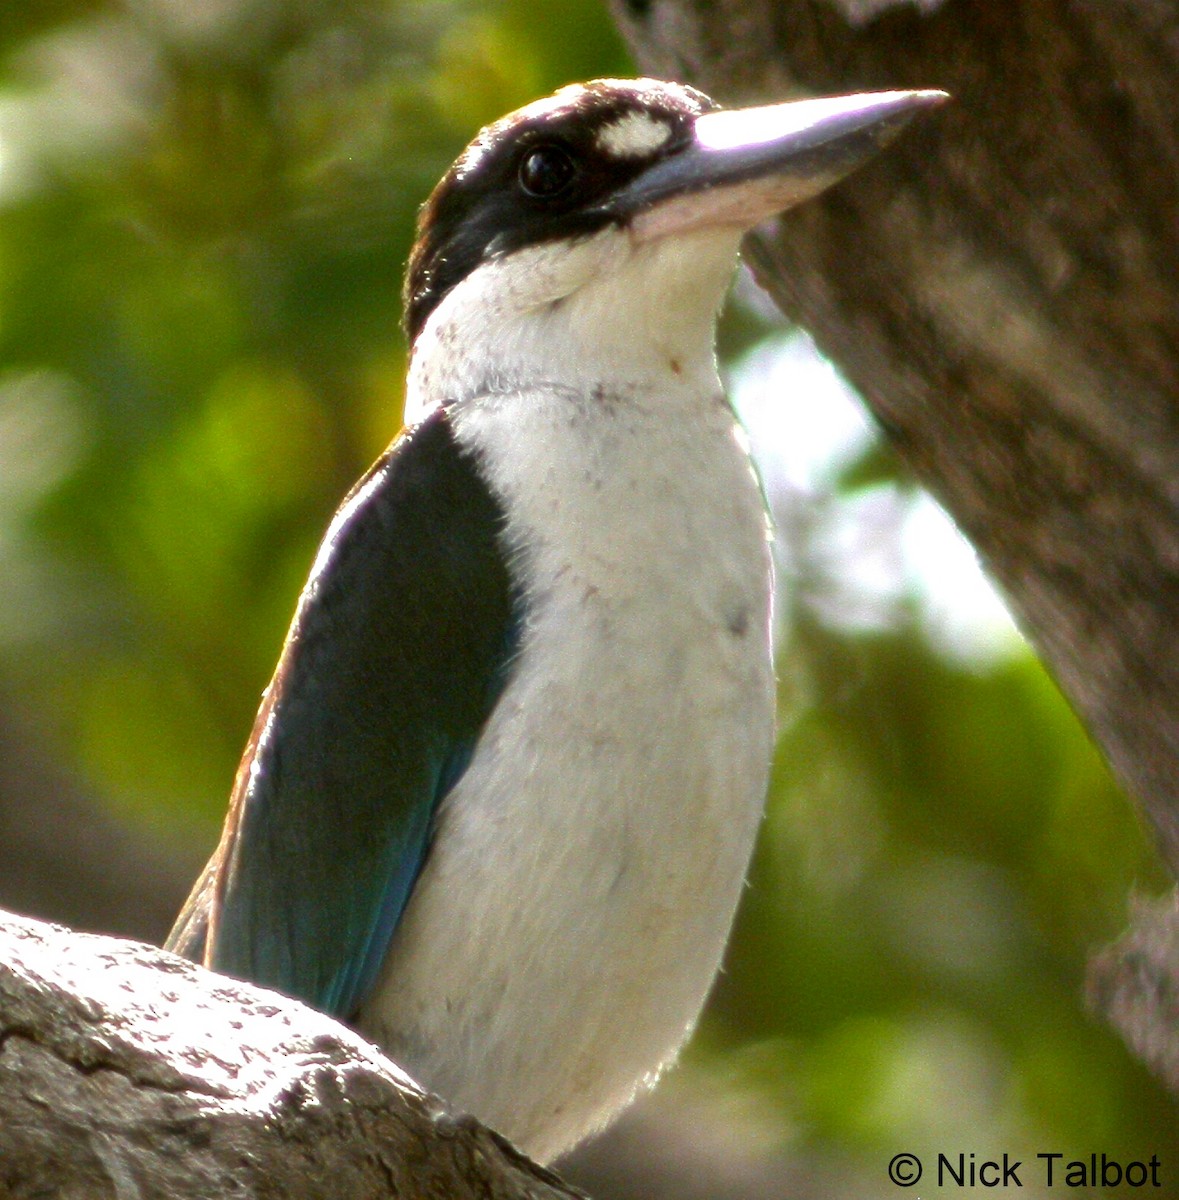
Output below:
[166,407,518,1019]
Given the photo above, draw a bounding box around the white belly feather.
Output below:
[359,374,774,1163]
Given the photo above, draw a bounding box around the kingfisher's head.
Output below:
[402,78,943,402]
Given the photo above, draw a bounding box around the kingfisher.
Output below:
[167,78,942,1164]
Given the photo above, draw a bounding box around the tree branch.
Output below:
[1088,892,1179,1097]
[0,911,584,1200]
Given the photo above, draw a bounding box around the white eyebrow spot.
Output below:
[596,111,674,158]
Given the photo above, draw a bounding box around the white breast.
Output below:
[362,223,775,1163]
[360,382,773,1163]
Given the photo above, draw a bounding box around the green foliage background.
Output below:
[0,1,1172,1193]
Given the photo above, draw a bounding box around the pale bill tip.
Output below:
[696,89,948,153]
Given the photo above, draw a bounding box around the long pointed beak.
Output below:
[614,89,947,243]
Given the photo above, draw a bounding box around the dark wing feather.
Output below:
[165,407,517,1019]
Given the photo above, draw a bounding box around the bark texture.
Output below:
[1088,891,1179,1096]
[0,911,582,1200]
[608,0,1179,1084]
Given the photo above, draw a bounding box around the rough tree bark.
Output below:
[607,0,1179,1083]
[0,911,583,1200]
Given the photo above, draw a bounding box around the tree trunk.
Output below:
[608,0,1179,1080]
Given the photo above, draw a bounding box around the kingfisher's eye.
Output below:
[518,145,578,198]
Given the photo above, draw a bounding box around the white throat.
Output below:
[404,224,745,421]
